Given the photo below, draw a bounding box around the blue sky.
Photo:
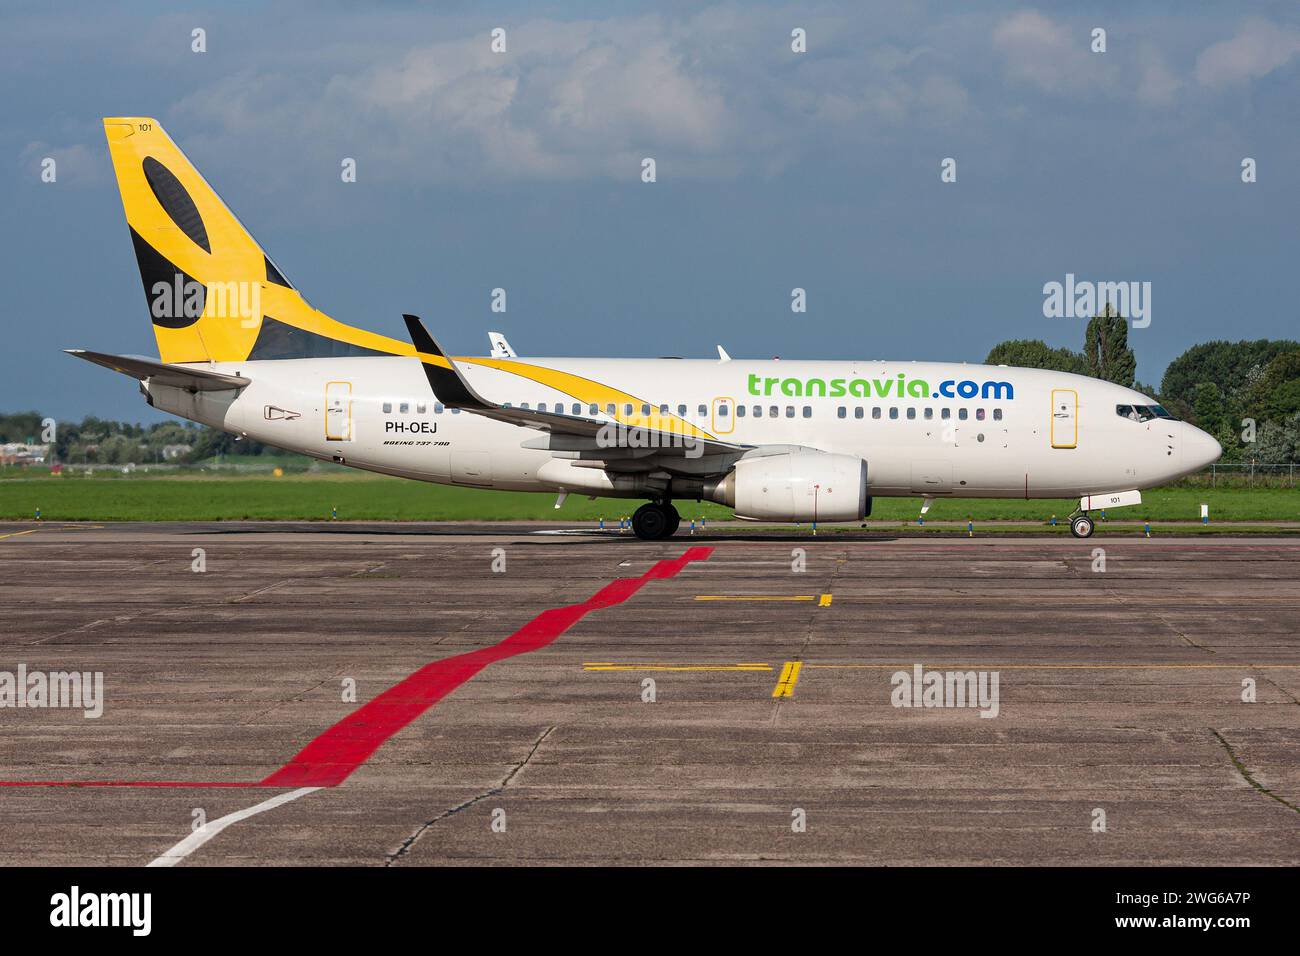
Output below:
[4,1,1299,421]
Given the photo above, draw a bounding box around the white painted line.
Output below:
[147,787,320,867]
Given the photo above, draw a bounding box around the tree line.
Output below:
[0,412,283,465]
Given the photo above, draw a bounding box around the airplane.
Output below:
[70,117,1222,540]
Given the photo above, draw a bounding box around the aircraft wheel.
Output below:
[632,503,671,540]
[1070,515,1095,539]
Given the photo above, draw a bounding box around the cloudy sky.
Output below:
[4,1,1299,420]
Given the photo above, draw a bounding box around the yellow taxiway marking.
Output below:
[690,594,833,606]
[0,529,38,541]
[694,595,817,602]
[772,661,803,697]
[583,662,773,672]
[803,663,1300,670]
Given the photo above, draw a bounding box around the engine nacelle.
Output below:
[708,450,868,522]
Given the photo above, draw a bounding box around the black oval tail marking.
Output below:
[142,156,210,253]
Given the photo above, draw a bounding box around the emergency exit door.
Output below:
[711,396,734,435]
[1050,389,1077,448]
[325,381,352,441]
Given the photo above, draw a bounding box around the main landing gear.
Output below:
[631,501,681,540]
[1070,514,1095,538]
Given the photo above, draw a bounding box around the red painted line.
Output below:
[0,781,259,788]
[0,547,713,789]
[262,546,713,788]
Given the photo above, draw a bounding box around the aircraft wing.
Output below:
[402,315,745,458]
[65,350,250,391]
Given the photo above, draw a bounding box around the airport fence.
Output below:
[1188,463,1297,488]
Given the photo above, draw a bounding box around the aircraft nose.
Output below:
[1183,424,1222,470]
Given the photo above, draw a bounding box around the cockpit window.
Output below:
[1117,404,1176,423]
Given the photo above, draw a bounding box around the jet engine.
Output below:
[707,449,868,522]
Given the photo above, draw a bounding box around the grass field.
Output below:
[0,472,1296,524]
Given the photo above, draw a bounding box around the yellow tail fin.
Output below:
[103,117,409,363]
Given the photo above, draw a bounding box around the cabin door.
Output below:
[1050,389,1077,449]
[325,381,352,441]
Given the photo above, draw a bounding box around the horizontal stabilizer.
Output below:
[65,350,250,391]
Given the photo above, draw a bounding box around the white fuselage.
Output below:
[146,355,1221,505]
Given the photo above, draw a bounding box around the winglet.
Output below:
[716,344,731,362]
[402,314,493,410]
[488,331,517,358]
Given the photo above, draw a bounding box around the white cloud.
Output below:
[165,10,975,188]
[1195,18,1300,88]
[992,10,1100,95]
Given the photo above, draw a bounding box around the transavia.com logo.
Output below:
[747,373,1015,401]
[50,887,151,936]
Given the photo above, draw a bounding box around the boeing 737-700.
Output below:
[70,118,1223,539]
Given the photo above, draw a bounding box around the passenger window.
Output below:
[607,403,616,416]
[624,404,633,416]
[769,406,778,418]
[521,402,530,410]
[538,403,548,413]
[993,408,1003,421]
[719,403,729,417]
[573,403,582,415]
[837,406,846,419]
[659,404,669,415]
[416,403,426,414]
[641,404,651,416]
[677,404,687,416]
[785,406,795,418]
[889,407,899,420]
[736,405,746,417]
[941,408,951,420]
[872,407,881,419]
[590,404,600,416]
[958,408,968,420]
[698,404,708,417]
[803,406,812,418]
[753,406,763,418]
[382,402,392,414]
[451,408,460,414]
[924,408,933,420]
[906,407,916,420]
[854,407,864,419]
[398,402,409,414]
[976,408,986,421]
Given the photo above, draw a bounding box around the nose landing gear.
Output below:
[631,501,681,540]
[1069,514,1095,538]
